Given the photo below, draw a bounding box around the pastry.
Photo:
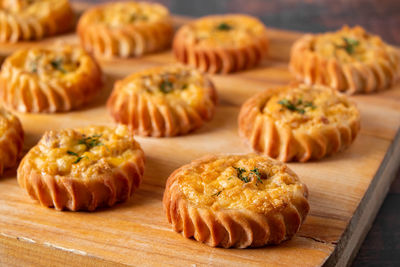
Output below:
[163,153,309,248]
[107,64,217,137]
[17,125,145,211]
[173,14,269,74]
[238,83,360,162]
[77,1,173,58]
[290,25,400,94]
[0,45,102,113]
[0,107,24,176]
[0,0,74,42]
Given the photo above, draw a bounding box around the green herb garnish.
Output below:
[181,84,188,90]
[159,80,174,93]
[251,168,263,184]
[278,99,315,114]
[336,37,360,55]
[50,58,67,73]
[67,150,86,164]
[233,167,265,184]
[78,134,103,149]
[129,14,148,22]
[234,167,249,183]
[216,22,232,31]
[212,191,222,197]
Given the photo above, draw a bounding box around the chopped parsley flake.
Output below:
[212,191,222,197]
[336,37,360,55]
[50,58,67,73]
[278,99,315,114]
[66,150,87,164]
[233,167,265,184]
[78,134,103,149]
[159,80,174,93]
[216,22,232,31]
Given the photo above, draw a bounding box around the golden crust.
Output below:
[17,125,145,211]
[0,107,24,176]
[107,64,218,137]
[0,0,74,42]
[173,14,269,74]
[163,154,309,248]
[77,1,173,58]
[290,26,400,94]
[0,45,103,113]
[238,84,360,162]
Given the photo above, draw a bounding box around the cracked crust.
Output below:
[238,83,360,162]
[290,25,400,94]
[17,125,145,211]
[77,1,173,58]
[163,154,309,248]
[173,14,268,74]
[107,64,218,137]
[0,107,24,176]
[0,45,102,113]
[0,0,74,42]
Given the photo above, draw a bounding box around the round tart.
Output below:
[0,107,24,176]
[290,26,400,94]
[0,45,102,113]
[0,0,74,42]
[77,1,173,58]
[173,14,269,74]
[163,154,309,248]
[238,84,360,162]
[17,125,145,211]
[107,64,218,137]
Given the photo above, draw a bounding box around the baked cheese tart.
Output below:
[290,26,400,94]
[77,1,173,58]
[0,107,23,176]
[107,64,218,137]
[163,154,309,248]
[0,0,74,42]
[173,14,269,74]
[17,125,145,211]
[238,84,360,162]
[0,45,102,113]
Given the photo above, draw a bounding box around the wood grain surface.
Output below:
[0,3,400,267]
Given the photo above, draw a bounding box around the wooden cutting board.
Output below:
[1,4,400,267]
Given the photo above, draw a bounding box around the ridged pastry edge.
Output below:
[238,88,361,162]
[163,155,310,248]
[289,34,400,94]
[107,78,218,137]
[0,112,24,176]
[78,12,173,58]
[0,51,103,113]
[0,0,74,42]
[173,26,268,74]
[17,149,145,211]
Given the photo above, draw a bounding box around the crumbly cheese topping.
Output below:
[178,154,304,213]
[120,65,212,109]
[9,46,91,81]
[25,126,142,179]
[262,84,359,130]
[186,15,267,47]
[311,26,387,63]
[89,2,169,27]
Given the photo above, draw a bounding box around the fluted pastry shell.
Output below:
[0,0,74,42]
[0,44,103,113]
[163,153,309,248]
[173,14,269,74]
[290,25,400,94]
[0,107,23,176]
[77,1,173,59]
[107,64,218,137]
[17,125,145,211]
[238,84,360,162]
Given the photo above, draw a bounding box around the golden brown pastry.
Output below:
[290,26,400,94]
[77,1,173,58]
[0,0,74,42]
[173,14,269,74]
[238,83,360,162]
[0,45,102,113]
[107,64,217,137]
[0,107,23,176]
[163,153,309,248]
[17,125,145,211]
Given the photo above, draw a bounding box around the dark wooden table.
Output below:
[76,1,400,266]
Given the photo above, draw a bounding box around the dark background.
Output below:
[76,0,400,266]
